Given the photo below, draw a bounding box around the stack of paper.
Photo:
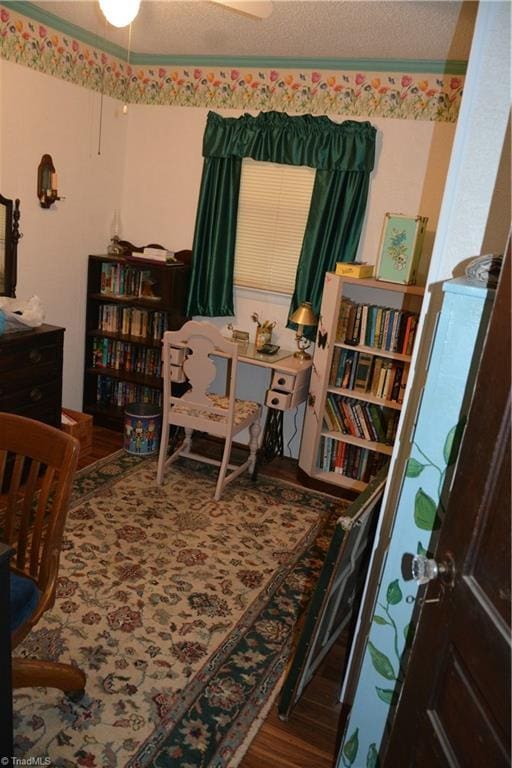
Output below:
[128,248,176,263]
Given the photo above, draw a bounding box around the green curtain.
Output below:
[186,111,376,318]
[186,155,242,316]
[289,167,372,339]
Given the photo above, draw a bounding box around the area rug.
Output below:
[13,452,344,767]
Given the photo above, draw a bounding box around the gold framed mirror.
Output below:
[0,194,20,297]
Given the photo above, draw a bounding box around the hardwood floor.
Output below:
[78,426,349,768]
[76,425,123,470]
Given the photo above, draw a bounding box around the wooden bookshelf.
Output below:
[82,252,190,429]
[299,272,424,490]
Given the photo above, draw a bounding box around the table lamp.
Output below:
[289,301,318,359]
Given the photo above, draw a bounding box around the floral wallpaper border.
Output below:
[0,5,464,121]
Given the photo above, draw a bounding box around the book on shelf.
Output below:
[334,441,346,473]
[324,396,340,432]
[336,298,354,341]
[335,299,419,355]
[342,399,360,437]
[329,347,342,384]
[353,352,374,392]
[367,402,387,442]
[317,435,389,481]
[354,401,372,441]
[391,365,403,401]
[403,315,418,355]
[344,303,358,345]
[397,365,409,403]
[358,304,369,347]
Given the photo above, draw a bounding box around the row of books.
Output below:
[336,298,418,355]
[100,263,158,298]
[92,338,162,377]
[324,394,399,444]
[98,304,168,339]
[96,376,161,409]
[318,437,388,482]
[330,348,408,403]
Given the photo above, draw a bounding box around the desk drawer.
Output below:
[0,337,60,374]
[265,390,292,411]
[0,378,61,418]
[0,361,59,393]
[271,371,296,392]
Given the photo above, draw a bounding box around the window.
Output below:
[234,158,315,294]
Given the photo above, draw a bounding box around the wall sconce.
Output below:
[289,301,318,359]
[37,154,60,208]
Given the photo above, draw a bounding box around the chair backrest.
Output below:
[162,320,240,429]
[0,413,79,632]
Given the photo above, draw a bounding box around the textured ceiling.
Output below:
[30,1,477,61]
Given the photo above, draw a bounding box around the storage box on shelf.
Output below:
[299,272,424,492]
[83,252,191,429]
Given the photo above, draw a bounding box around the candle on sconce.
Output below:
[51,172,58,191]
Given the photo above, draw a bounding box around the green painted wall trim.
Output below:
[3,1,128,59]
[2,1,467,75]
[128,54,467,75]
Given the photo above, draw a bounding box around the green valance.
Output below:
[203,110,376,172]
[187,110,376,319]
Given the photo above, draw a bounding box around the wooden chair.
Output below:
[0,412,86,695]
[156,320,262,501]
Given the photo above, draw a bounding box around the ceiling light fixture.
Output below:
[99,0,141,28]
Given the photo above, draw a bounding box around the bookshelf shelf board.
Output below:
[88,329,162,348]
[326,386,403,411]
[340,276,425,296]
[334,341,412,363]
[89,292,166,309]
[86,366,162,389]
[311,470,367,493]
[321,430,394,456]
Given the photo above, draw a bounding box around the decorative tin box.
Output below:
[335,262,375,279]
[376,213,428,285]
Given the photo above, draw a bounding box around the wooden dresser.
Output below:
[0,324,64,428]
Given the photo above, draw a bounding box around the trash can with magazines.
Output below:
[124,403,161,456]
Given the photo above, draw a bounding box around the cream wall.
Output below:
[0,59,127,410]
[1,59,456,454]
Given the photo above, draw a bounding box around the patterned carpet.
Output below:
[13,452,344,767]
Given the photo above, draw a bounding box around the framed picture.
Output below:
[277,468,387,720]
[376,213,428,285]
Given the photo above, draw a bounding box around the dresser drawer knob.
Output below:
[29,349,42,364]
[30,387,43,402]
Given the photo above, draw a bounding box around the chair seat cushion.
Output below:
[10,571,40,633]
[173,394,259,426]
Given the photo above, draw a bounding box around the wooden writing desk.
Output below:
[170,342,312,461]
[235,344,312,461]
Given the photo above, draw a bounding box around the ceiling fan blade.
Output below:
[210,0,273,19]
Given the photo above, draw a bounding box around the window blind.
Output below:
[234,158,315,294]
